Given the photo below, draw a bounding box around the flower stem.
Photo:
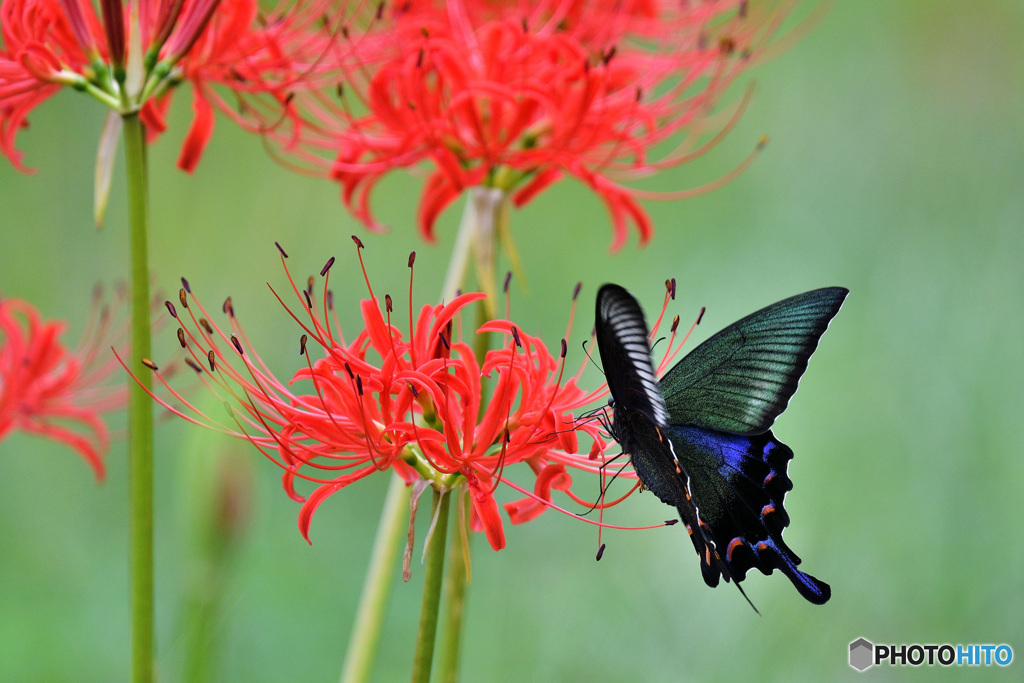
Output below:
[122,112,154,683]
[411,488,451,683]
[339,473,411,683]
[441,195,478,303]
[436,492,471,683]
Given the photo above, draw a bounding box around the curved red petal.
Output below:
[177,87,215,173]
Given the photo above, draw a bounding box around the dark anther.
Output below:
[603,46,616,64]
[275,241,289,258]
[572,282,582,300]
[336,82,344,98]
[503,271,512,293]
[521,16,528,32]
[181,277,191,293]
[671,315,680,334]
[303,290,313,310]
[375,1,384,21]
[438,332,450,351]
[231,336,244,355]
[408,251,416,268]
[407,382,418,398]
[351,235,364,249]
[344,362,354,378]
[142,358,159,371]
[385,294,393,313]
[511,326,522,348]
[665,519,680,526]
[164,301,177,318]
[320,256,336,276]
[283,92,295,106]
[306,276,315,295]
[696,306,705,325]
[178,288,188,309]
[356,375,363,396]
[299,334,308,355]
[200,318,213,334]
[222,297,233,316]
[327,291,334,309]
[635,86,643,102]
[177,328,186,348]
[185,357,203,373]
[561,338,567,358]
[207,350,216,372]
[719,36,736,54]
[596,543,606,561]
[416,48,423,68]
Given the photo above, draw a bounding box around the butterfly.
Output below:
[594,284,848,607]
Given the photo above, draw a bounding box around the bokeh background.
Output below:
[2,0,1022,680]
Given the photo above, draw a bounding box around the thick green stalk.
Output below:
[436,492,471,683]
[123,113,154,683]
[340,474,412,683]
[411,489,452,683]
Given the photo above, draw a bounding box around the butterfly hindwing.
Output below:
[660,287,848,435]
[668,425,831,605]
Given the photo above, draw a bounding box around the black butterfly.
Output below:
[594,284,847,606]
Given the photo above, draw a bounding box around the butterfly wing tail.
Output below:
[748,538,831,604]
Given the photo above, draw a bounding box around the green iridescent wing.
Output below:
[660,287,848,435]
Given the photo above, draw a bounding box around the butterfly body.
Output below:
[595,284,847,606]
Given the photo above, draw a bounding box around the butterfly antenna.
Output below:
[581,339,603,375]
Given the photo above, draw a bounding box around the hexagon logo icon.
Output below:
[849,638,874,671]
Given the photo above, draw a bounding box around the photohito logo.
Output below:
[849,638,1013,671]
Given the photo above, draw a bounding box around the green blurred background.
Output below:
[2,0,1022,679]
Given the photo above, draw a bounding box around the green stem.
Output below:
[411,489,452,683]
[441,194,478,303]
[123,113,154,683]
[339,474,412,683]
[436,492,471,683]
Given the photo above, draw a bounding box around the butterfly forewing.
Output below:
[660,287,848,435]
[595,284,670,429]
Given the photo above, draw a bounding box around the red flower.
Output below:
[129,238,679,550]
[0,0,336,171]
[0,287,135,480]
[287,0,796,249]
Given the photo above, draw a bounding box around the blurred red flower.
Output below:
[0,0,335,171]
[130,239,673,550]
[0,288,134,480]
[288,0,799,249]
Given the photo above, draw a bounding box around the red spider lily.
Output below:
[0,0,341,171]
[125,239,690,550]
[284,0,801,249]
[0,286,138,480]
